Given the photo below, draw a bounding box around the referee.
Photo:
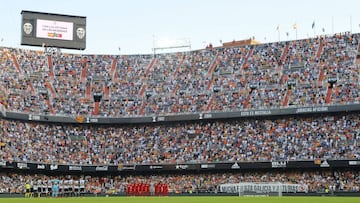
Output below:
[25,182,31,198]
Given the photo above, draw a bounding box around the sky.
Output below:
[1,0,360,55]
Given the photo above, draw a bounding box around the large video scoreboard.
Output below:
[21,10,86,50]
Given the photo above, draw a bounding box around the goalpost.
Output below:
[219,182,308,197]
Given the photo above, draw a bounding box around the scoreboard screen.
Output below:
[21,10,86,50]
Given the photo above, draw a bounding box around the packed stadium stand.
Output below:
[1,32,359,116]
[0,32,359,196]
[1,113,359,165]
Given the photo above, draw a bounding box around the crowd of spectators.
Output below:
[0,33,359,197]
[286,33,359,106]
[0,170,359,195]
[0,32,359,117]
[0,113,359,165]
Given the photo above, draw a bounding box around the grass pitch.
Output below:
[0,196,359,203]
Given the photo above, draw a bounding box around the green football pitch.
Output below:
[0,196,359,203]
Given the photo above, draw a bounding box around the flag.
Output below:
[75,115,84,123]
[322,28,325,32]
[276,25,279,31]
[0,103,6,117]
[293,23,297,30]
[312,21,315,29]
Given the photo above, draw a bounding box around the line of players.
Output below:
[126,182,168,196]
[25,179,86,198]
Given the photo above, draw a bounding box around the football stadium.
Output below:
[0,1,359,203]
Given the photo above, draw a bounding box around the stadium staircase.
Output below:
[279,43,291,107]
[282,89,291,106]
[356,57,360,66]
[176,54,185,74]
[80,59,87,83]
[137,83,147,100]
[279,42,290,79]
[281,43,289,63]
[93,81,105,116]
[171,54,185,96]
[243,94,252,109]
[82,57,91,101]
[333,85,339,101]
[317,40,325,86]
[27,79,36,95]
[318,69,325,84]
[104,85,110,100]
[10,53,22,74]
[110,58,117,81]
[145,58,157,77]
[316,41,324,59]
[279,43,290,86]
[113,72,119,82]
[241,46,255,69]
[227,46,255,109]
[325,86,333,104]
[44,81,56,99]
[0,50,10,97]
[46,55,55,79]
[206,52,220,90]
[138,102,147,115]
[138,58,158,115]
[355,43,360,65]
[85,82,91,100]
[204,52,221,112]
[138,57,158,98]
[316,40,330,103]
[93,101,100,115]
[206,97,215,111]
[45,99,54,114]
[207,52,220,77]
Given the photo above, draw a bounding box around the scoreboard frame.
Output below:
[21,10,86,50]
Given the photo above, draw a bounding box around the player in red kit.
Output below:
[145,183,150,196]
[126,183,132,196]
[163,183,168,196]
[133,183,139,196]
